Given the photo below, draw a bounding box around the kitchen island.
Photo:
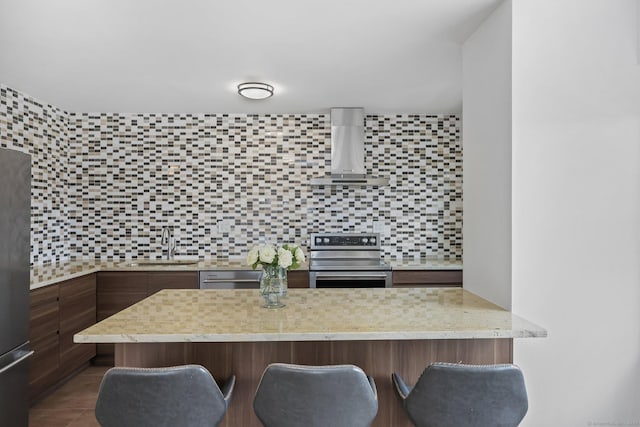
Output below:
[75,287,545,427]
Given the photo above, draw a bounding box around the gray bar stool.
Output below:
[253,363,378,427]
[392,362,528,427]
[95,364,235,427]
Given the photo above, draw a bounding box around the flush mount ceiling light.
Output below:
[237,82,274,100]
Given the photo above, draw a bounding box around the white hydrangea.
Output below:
[246,246,259,266]
[277,247,293,269]
[294,247,305,264]
[259,244,276,264]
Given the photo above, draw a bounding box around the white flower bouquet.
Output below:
[247,243,305,308]
[246,243,306,271]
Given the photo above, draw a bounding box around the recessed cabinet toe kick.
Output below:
[199,270,262,289]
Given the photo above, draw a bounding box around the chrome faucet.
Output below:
[160,226,176,260]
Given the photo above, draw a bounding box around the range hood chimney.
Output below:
[311,108,388,186]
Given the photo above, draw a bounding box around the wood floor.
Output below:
[29,366,108,427]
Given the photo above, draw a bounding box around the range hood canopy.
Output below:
[311,108,388,187]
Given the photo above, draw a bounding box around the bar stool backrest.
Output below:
[95,365,231,427]
[254,363,378,427]
[396,363,528,427]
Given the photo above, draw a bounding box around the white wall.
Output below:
[462,0,513,309]
[463,0,640,425]
[511,1,640,426]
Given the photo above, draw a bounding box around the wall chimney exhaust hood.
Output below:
[311,108,388,186]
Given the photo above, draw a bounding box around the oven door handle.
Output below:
[313,272,390,280]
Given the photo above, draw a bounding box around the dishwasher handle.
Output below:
[201,278,259,284]
[199,271,263,289]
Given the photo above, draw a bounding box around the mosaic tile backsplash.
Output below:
[1,85,462,263]
[0,85,70,265]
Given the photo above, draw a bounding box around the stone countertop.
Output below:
[388,258,462,270]
[31,257,462,290]
[74,287,546,343]
[29,258,269,290]
[31,260,104,290]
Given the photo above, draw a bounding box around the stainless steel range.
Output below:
[309,233,392,288]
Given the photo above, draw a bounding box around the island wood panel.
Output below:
[114,338,512,427]
[392,270,462,287]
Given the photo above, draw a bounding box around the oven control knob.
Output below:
[362,237,368,244]
[315,237,322,245]
[371,237,376,245]
[323,237,330,244]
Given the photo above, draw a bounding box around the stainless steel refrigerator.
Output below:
[0,148,33,426]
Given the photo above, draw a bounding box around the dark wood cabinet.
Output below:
[29,284,60,402]
[29,274,97,403]
[95,271,198,364]
[287,270,309,288]
[96,272,148,322]
[58,274,96,379]
[392,270,462,287]
[147,271,199,295]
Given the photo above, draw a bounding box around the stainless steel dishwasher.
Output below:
[199,270,261,289]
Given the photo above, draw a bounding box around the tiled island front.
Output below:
[75,287,546,427]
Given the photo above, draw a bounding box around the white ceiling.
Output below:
[0,0,502,114]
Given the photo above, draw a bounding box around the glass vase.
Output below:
[260,265,288,308]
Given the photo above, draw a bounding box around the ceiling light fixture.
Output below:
[237,82,274,100]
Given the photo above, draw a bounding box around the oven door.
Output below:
[309,271,392,288]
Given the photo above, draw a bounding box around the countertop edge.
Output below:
[75,330,547,344]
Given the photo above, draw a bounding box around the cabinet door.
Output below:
[29,284,59,402]
[96,272,148,365]
[59,274,96,378]
[147,271,198,295]
[287,270,309,288]
[96,272,148,321]
[392,270,463,287]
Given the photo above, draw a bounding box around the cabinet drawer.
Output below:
[287,270,309,288]
[59,308,95,355]
[59,274,95,300]
[97,272,148,293]
[59,275,96,362]
[29,333,59,401]
[30,285,59,339]
[97,272,148,320]
[59,343,96,379]
[147,271,198,295]
[30,333,59,381]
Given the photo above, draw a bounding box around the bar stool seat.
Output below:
[253,363,378,427]
[95,364,235,427]
[392,362,528,427]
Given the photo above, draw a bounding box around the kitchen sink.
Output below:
[124,259,199,267]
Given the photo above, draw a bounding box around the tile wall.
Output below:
[0,85,70,265]
[1,86,462,264]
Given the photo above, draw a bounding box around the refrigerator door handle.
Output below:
[0,350,33,375]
